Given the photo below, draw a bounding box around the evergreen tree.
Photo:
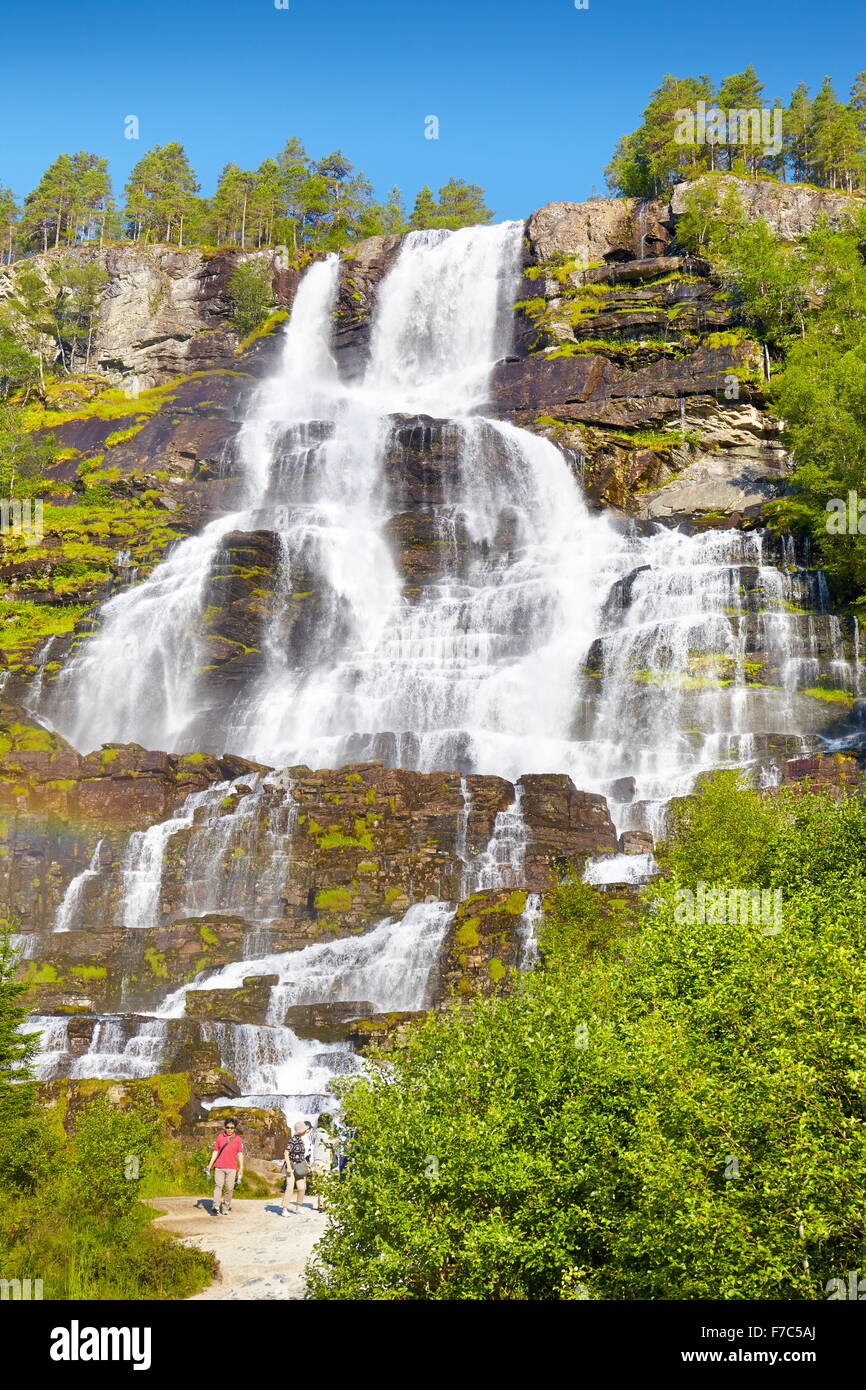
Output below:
[20,153,109,251]
[0,921,39,1124]
[0,185,18,263]
[211,162,247,245]
[250,158,282,246]
[808,77,845,187]
[276,137,312,251]
[124,143,199,244]
[717,65,765,174]
[410,185,440,228]
[784,84,812,183]
[381,186,408,235]
[436,178,494,228]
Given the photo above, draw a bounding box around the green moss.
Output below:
[104,422,147,448]
[803,687,855,704]
[356,860,378,873]
[487,958,507,983]
[71,965,107,981]
[314,888,353,912]
[454,917,481,948]
[237,308,290,352]
[144,948,168,978]
[366,786,377,805]
[199,926,219,945]
[24,962,59,985]
[502,891,528,915]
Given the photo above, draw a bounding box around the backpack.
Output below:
[287,1135,310,1177]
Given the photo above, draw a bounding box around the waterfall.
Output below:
[160,899,453,1021]
[517,892,542,969]
[464,785,528,893]
[44,255,343,752]
[30,1016,71,1079]
[42,223,862,824]
[28,219,866,1122]
[53,839,104,932]
[583,852,658,887]
[69,1017,169,1081]
[155,901,453,1122]
[120,789,221,930]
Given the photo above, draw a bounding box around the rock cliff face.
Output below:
[0,244,297,388]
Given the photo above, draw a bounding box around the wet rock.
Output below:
[431,889,532,1001]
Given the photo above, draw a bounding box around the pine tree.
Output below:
[410,185,440,229]
[784,84,812,183]
[276,137,312,252]
[808,77,845,187]
[0,186,18,263]
[124,143,198,244]
[436,178,494,228]
[381,186,408,235]
[250,158,282,246]
[0,921,39,1124]
[717,65,765,174]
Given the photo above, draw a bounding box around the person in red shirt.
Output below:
[206,1118,245,1215]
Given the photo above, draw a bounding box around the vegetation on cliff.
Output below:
[607,67,866,196]
[2,136,493,262]
[308,775,865,1300]
[672,181,866,611]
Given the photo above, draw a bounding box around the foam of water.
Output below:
[53,839,104,932]
[583,852,659,887]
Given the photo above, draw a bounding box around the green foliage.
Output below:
[410,179,494,230]
[0,920,40,1126]
[0,1085,216,1299]
[0,403,60,496]
[764,210,866,610]
[226,259,274,336]
[124,142,200,245]
[19,152,111,253]
[677,185,808,343]
[606,67,866,196]
[309,776,866,1300]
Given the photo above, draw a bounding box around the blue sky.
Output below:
[1,0,864,219]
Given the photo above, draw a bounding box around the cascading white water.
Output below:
[32,220,865,1107]
[46,255,344,752]
[463,785,528,894]
[120,789,222,930]
[159,899,452,1020]
[154,900,453,1122]
[44,222,862,823]
[53,839,104,932]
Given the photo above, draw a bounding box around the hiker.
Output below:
[281,1121,312,1216]
[310,1113,335,1212]
[335,1119,356,1179]
[206,1117,244,1216]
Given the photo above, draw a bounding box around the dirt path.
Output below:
[148,1196,327,1300]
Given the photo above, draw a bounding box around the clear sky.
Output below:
[1,0,864,219]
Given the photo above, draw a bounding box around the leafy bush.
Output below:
[226,259,273,336]
[308,775,866,1301]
